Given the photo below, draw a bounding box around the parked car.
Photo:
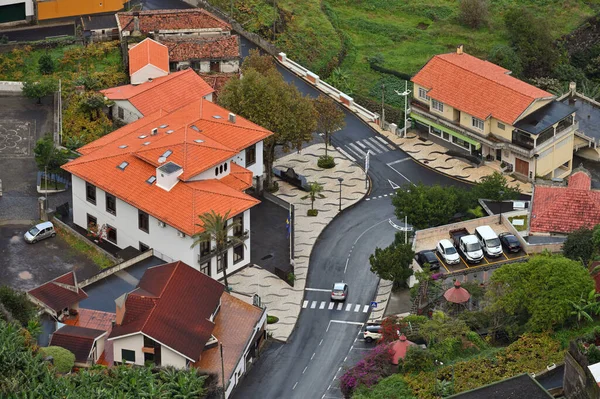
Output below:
[437,239,460,265]
[450,228,483,264]
[499,232,522,253]
[416,250,440,271]
[363,325,383,343]
[331,282,348,301]
[474,226,503,257]
[24,221,56,244]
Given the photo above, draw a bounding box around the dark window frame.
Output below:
[87,214,97,230]
[122,349,135,363]
[138,210,149,233]
[106,224,117,244]
[118,106,124,120]
[233,244,244,264]
[200,240,211,257]
[200,260,211,276]
[233,214,244,237]
[218,253,228,273]
[139,242,150,252]
[245,144,256,167]
[106,193,117,216]
[86,182,96,205]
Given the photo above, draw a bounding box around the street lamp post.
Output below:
[395,81,411,138]
[498,190,505,224]
[338,177,344,211]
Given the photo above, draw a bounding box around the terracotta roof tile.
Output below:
[28,272,88,312]
[568,170,592,190]
[51,325,105,364]
[109,262,225,361]
[163,35,240,61]
[220,162,253,191]
[128,38,169,76]
[412,52,553,124]
[195,292,264,384]
[197,73,235,101]
[63,309,115,331]
[117,9,230,34]
[101,69,214,116]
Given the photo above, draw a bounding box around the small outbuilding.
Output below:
[444,280,471,304]
[391,334,416,365]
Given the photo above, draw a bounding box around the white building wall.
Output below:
[111,333,144,365]
[231,140,264,177]
[130,64,168,85]
[220,60,239,73]
[199,61,210,73]
[189,160,231,181]
[161,344,188,368]
[111,100,143,124]
[0,0,34,17]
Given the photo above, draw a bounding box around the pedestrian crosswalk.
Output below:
[335,136,395,162]
[302,300,371,313]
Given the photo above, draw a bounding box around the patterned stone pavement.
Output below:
[228,143,368,341]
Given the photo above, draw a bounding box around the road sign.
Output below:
[370,301,378,308]
[365,150,370,172]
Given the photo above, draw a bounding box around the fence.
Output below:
[79,249,154,288]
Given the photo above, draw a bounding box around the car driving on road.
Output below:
[331,282,348,301]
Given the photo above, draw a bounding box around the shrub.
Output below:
[38,54,55,75]
[458,0,489,29]
[563,228,595,266]
[339,344,395,397]
[587,344,600,364]
[399,346,434,374]
[307,209,318,216]
[0,286,37,326]
[317,155,336,169]
[353,374,416,399]
[287,272,296,284]
[39,346,75,373]
[267,315,279,324]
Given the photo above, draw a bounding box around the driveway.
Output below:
[0,223,100,291]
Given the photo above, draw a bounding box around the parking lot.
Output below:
[0,223,101,291]
[432,247,528,273]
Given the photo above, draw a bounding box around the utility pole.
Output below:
[405,215,408,244]
[220,343,226,399]
[380,84,385,129]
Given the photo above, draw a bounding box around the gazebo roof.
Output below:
[391,334,416,365]
[444,280,471,304]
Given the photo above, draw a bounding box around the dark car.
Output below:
[499,232,521,253]
[416,250,440,271]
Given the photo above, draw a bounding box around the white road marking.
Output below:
[328,302,335,310]
[357,140,367,149]
[388,179,401,189]
[302,300,308,308]
[387,144,396,150]
[319,301,326,309]
[365,198,370,201]
[375,136,388,144]
[303,366,308,374]
[388,158,412,166]
[311,301,317,309]
[336,147,356,162]
[387,163,412,183]
[354,304,361,312]
[345,303,352,311]
[363,305,369,313]
[305,288,332,292]
[348,142,367,157]
[311,353,316,360]
[367,137,389,152]
[319,339,323,346]
[344,258,349,273]
[344,356,348,362]
[361,139,383,154]
[337,302,343,310]
[293,382,298,390]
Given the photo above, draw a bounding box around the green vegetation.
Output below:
[301,182,326,213]
[563,227,596,266]
[507,215,528,232]
[369,241,414,288]
[55,223,115,269]
[0,286,37,327]
[267,315,279,324]
[39,346,75,373]
[353,374,416,399]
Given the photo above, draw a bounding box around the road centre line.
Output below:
[293,382,298,390]
[303,366,308,374]
[387,163,412,183]
[311,352,316,360]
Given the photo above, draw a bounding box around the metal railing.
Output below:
[197,230,249,264]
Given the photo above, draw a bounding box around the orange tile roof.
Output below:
[101,69,214,116]
[163,35,240,62]
[117,9,231,34]
[197,73,235,102]
[195,292,264,385]
[411,52,554,124]
[63,100,271,236]
[128,38,169,76]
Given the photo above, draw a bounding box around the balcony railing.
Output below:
[198,230,249,264]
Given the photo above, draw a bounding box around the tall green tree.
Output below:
[472,171,521,201]
[301,182,325,211]
[0,286,36,326]
[488,45,523,77]
[219,68,317,189]
[486,254,594,332]
[38,54,55,75]
[22,79,57,105]
[313,94,345,158]
[33,134,67,189]
[191,210,245,289]
[392,183,466,230]
[241,48,277,75]
[369,242,414,287]
[562,228,595,266]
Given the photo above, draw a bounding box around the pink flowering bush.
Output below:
[339,344,395,398]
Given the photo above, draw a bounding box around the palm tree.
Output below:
[301,182,325,211]
[568,291,596,327]
[191,210,245,289]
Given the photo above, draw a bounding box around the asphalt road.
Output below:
[1,24,75,42]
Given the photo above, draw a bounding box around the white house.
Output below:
[63,99,271,280]
[0,0,34,24]
[128,38,169,85]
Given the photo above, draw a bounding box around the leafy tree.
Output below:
[392,183,466,230]
[38,54,55,75]
[399,346,434,373]
[488,45,523,77]
[353,374,416,399]
[563,228,595,266]
[241,48,277,75]
[78,92,106,120]
[39,346,75,373]
[219,68,317,189]
[458,0,489,29]
[22,79,57,104]
[191,210,244,289]
[420,311,471,347]
[339,344,395,397]
[301,181,325,212]
[472,171,521,201]
[0,286,36,326]
[504,7,558,77]
[313,94,345,158]
[486,254,595,331]
[369,242,414,288]
[33,134,68,189]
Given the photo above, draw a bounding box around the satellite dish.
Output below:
[158,156,166,164]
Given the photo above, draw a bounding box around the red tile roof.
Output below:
[411,51,553,124]
[128,38,169,76]
[64,308,115,332]
[28,272,88,312]
[101,69,214,116]
[108,261,225,362]
[117,9,231,34]
[195,292,264,384]
[391,335,416,365]
[197,73,235,102]
[50,325,106,364]
[63,100,270,236]
[531,170,600,234]
[163,35,240,61]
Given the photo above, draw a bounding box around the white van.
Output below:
[474,225,502,257]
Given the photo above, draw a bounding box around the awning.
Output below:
[411,112,482,150]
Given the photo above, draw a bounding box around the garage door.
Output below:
[515,158,529,176]
[0,3,26,23]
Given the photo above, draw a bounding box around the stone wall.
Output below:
[561,15,600,56]
[0,37,78,54]
[563,341,600,399]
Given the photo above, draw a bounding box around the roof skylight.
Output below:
[118,145,128,149]
[143,142,151,146]
[191,125,200,132]
[166,130,174,134]
[138,135,147,139]
[146,176,157,184]
[194,139,204,143]
[159,124,168,128]
[212,115,222,119]
[117,161,129,170]
[161,150,173,158]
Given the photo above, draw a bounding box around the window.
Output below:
[86,182,96,205]
[169,62,178,72]
[452,136,471,150]
[138,210,149,233]
[210,61,220,72]
[106,194,116,216]
[418,87,430,100]
[139,242,150,252]
[472,117,485,131]
[218,253,228,273]
[233,244,244,264]
[233,214,244,237]
[200,240,211,257]
[122,349,135,363]
[497,122,505,130]
[200,260,211,276]
[106,225,117,244]
[191,61,201,71]
[118,107,124,120]
[432,99,444,112]
[87,214,97,229]
[245,144,256,167]
[215,167,219,176]
[224,163,228,172]
[431,127,442,137]
[117,161,129,170]
[219,165,223,174]
[143,336,154,348]
[144,352,154,363]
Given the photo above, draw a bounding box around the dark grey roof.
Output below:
[448,373,552,399]
[514,100,575,135]
[80,14,118,31]
[561,95,600,142]
[158,161,182,174]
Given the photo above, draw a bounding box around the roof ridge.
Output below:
[129,70,190,97]
[198,116,269,135]
[190,182,257,200]
[139,262,180,333]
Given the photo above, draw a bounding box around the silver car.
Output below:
[24,221,56,244]
[331,282,348,302]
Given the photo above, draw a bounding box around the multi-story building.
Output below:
[62,99,272,279]
[410,45,578,181]
[0,0,34,24]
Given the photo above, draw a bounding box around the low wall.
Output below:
[79,249,154,288]
[52,217,119,264]
[501,214,563,254]
[0,37,78,53]
[414,215,502,244]
[0,80,23,93]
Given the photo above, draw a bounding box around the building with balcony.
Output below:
[62,98,272,280]
[410,45,578,181]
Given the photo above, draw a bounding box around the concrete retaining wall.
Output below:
[52,217,119,264]
[0,80,23,93]
[79,249,153,288]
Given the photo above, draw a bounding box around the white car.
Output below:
[437,239,460,265]
[331,282,348,301]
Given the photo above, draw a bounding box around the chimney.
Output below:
[228,112,236,123]
[569,81,577,96]
[133,14,141,36]
[115,293,127,326]
[456,44,464,55]
[151,127,158,136]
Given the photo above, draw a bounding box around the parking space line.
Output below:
[303,300,308,308]
[328,302,335,310]
[435,253,451,273]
